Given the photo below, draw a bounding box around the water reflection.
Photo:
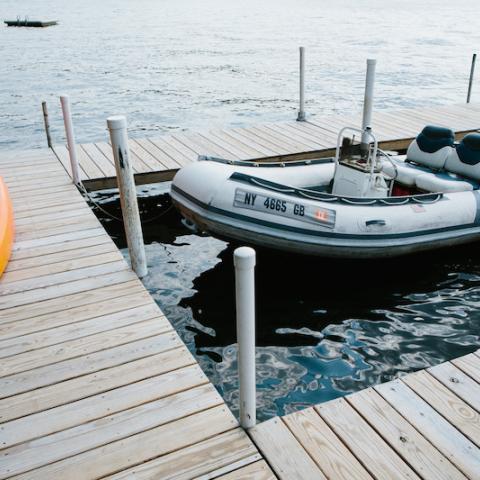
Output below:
[92,189,480,420]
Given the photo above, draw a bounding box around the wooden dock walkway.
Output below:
[53,103,480,191]
[0,148,274,480]
[250,350,480,480]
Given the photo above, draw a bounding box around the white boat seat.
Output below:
[388,158,432,187]
[444,133,480,181]
[406,125,455,170]
[415,171,478,193]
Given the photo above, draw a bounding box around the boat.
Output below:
[4,18,57,27]
[0,176,14,276]
[170,125,480,258]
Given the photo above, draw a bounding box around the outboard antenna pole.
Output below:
[467,53,476,103]
[361,59,377,154]
[234,246,256,429]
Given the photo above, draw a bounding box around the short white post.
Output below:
[41,101,52,148]
[297,46,306,121]
[361,58,377,152]
[234,246,256,429]
[60,95,81,185]
[107,116,148,278]
[467,53,477,103]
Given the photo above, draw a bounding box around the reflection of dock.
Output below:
[252,351,480,479]
[4,19,58,27]
[0,149,272,479]
[53,102,480,191]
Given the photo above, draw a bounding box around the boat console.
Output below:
[332,127,395,198]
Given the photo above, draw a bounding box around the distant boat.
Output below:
[4,17,57,27]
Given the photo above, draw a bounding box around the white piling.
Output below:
[41,101,52,148]
[107,116,148,279]
[467,53,477,103]
[297,46,306,121]
[60,95,81,185]
[361,59,377,151]
[234,246,256,429]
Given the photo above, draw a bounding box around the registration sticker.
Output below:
[233,188,336,228]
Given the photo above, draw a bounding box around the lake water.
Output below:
[3,0,480,420]
[93,186,480,420]
[1,0,479,150]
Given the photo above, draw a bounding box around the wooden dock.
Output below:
[251,351,480,480]
[0,148,274,480]
[2,103,480,478]
[53,103,480,191]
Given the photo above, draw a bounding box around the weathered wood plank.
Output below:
[283,407,372,480]
[0,346,194,423]
[316,397,420,480]
[375,379,480,479]
[429,361,480,412]
[0,331,182,398]
[401,371,480,448]
[347,388,466,480]
[8,405,238,480]
[0,316,170,377]
[104,429,260,480]
[250,417,327,480]
[214,460,276,480]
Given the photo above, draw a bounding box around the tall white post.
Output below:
[60,95,81,185]
[467,53,477,103]
[297,46,306,121]
[361,59,377,152]
[107,116,148,278]
[234,246,256,429]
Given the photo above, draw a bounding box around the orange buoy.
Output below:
[0,177,14,277]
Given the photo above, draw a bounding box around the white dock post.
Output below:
[297,47,306,121]
[467,53,477,103]
[41,101,52,148]
[60,95,81,185]
[361,58,377,152]
[107,116,148,279]
[234,246,256,429]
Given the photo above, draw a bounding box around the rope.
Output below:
[77,182,174,224]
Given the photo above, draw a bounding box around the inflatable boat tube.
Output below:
[170,157,480,258]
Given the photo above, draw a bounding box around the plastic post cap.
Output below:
[107,115,127,131]
[367,58,377,65]
[234,246,256,269]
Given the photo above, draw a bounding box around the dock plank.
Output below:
[375,378,480,479]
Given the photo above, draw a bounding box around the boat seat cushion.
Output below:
[444,133,480,181]
[382,157,432,187]
[415,171,478,193]
[406,125,455,170]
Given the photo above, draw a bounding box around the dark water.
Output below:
[91,185,480,420]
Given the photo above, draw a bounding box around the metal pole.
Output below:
[361,58,377,152]
[41,101,52,148]
[60,95,81,185]
[467,53,477,103]
[107,116,148,279]
[297,47,306,121]
[234,246,256,429]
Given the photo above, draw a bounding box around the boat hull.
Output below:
[170,160,480,258]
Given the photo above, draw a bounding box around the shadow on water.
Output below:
[91,186,480,419]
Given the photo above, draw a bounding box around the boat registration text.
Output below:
[233,189,336,228]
